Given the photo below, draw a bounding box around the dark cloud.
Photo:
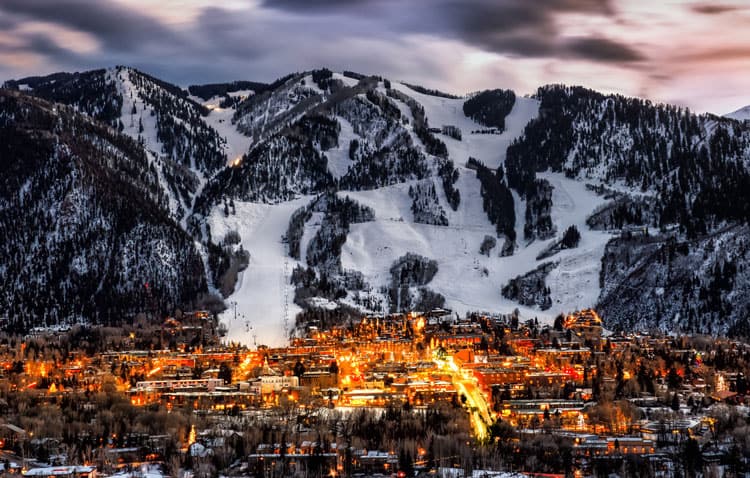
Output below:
[690,4,744,15]
[262,0,375,12]
[1,0,744,114]
[0,0,641,84]
[261,0,639,65]
[434,0,638,64]
[0,0,178,51]
[566,36,644,62]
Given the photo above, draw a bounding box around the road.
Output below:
[435,356,493,440]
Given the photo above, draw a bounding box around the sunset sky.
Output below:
[1,0,748,114]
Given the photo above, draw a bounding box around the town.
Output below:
[1,308,750,478]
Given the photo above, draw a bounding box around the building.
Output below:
[563,309,603,341]
[252,375,300,395]
[299,370,337,390]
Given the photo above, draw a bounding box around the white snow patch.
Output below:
[725,105,750,122]
[333,72,359,87]
[228,89,254,98]
[307,297,338,310]
[202,95,254,165]
[111,68,182,216]
[115,68,163,155]
[208,198,311,347]
[302,74,325,94]
[325,116,358,179]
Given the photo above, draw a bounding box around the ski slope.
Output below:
[392,82,540,169]
[340,172,611,324]
[211,75,613,347]
[201,94,254,164]
[208,198,309,347]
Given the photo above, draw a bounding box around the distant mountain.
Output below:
[0,89,207,332]
[3,67,750,342]
[725,105,750,122]
[4,66,231,221]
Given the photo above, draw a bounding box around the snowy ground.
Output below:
[725,104,750,121]
[325,116,358,179]
[539,172,612,312]
[110,465,166,478]
[112,68,181,216]
[340,172,612,324]
[392,82,540,169]
[333,72,359,87]
[334,84,610,323]
[438,468,528,478]
[201,95,254,164]
[208,198,310,347]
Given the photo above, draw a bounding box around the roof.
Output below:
[711,390,737,401]
[2,423,25,435]
[24,466,95,476]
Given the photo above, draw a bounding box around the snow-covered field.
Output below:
[539,172,612,312]
[209,198,310,347]
[112,68,183,216]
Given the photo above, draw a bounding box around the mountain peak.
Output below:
[725,105,750,121]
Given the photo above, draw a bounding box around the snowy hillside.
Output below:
[200,91,254,165]
[0,89,207,332]
[208,199,309,347]
[391,82,540,170]
[338,172,609,321]
[726,105,750,122]
[201,76,612,346]
[4,66,750,341]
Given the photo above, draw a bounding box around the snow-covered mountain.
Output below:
[725,105,750,122]
[0,89,207,333]
[4,67,750,344]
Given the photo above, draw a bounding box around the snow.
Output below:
[210,78,613,346]
[307,297,338,310]
[201,95,254,165]
[332,72,359,88]
[437,468,528,478]
[228,89,254,98]
[325,116,357,178]
[111,68,181,216]
[300,211,325,264]
[392,82,540,170]
[725,105,750,122]
[110,463,166,478]
[302,74,325,94]
[208,198,310,347]
[114,68,163,156]
[340,172,611,324]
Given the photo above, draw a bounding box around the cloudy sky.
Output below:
[1,0,748,114]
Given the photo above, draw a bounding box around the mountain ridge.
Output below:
[3,66,750,344]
